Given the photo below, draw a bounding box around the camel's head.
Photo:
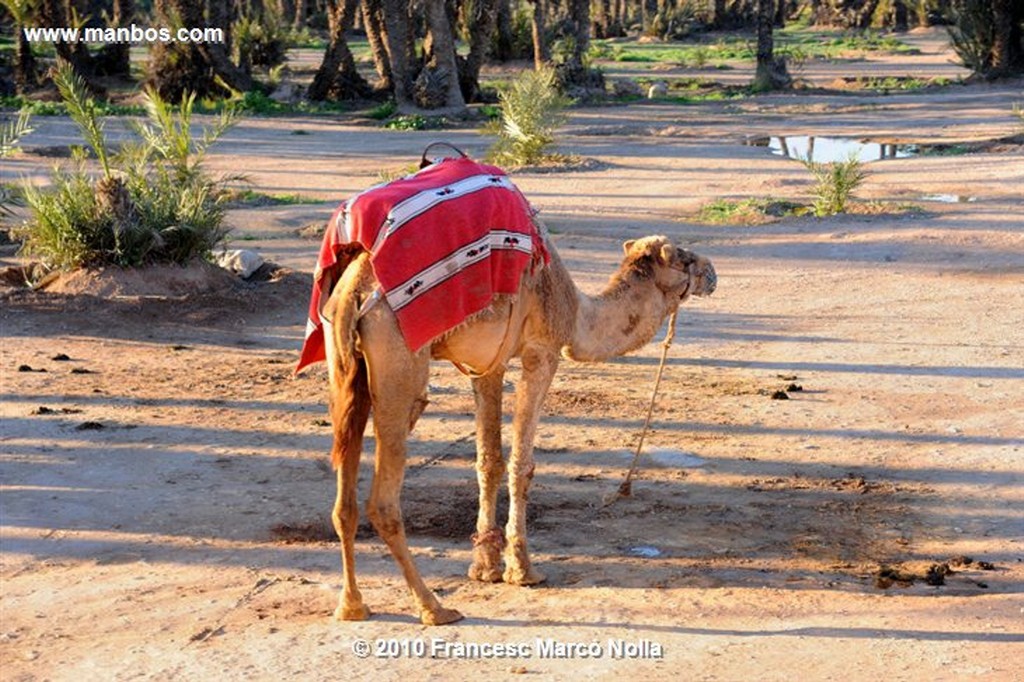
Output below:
[623,236,717,301]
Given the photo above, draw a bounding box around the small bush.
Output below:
[486,67,569,168]
[234,9,289,70]
[1,108,33,219]
[803,155,867,216]
[0,108,33,159]
[16,61,236,270]
[946,0,996,76]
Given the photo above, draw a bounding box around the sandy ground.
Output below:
[2,29,1023,681]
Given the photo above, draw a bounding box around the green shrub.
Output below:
[803,155,867,216]
[0,108,33,159]
[234,8,289,70]
[16,61,236,270]
[486,67,569,168]
[946,0,996,76]
[1,108,32,220]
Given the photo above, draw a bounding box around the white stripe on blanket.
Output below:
[385,231,534,312]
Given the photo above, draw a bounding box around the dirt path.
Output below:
[2,33,1023,681]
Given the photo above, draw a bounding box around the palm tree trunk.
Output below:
[531,0,550,70]
[420,0,466,111]
[460,0,498,102]
[381,0,416,109]
[201,0,254,92]
[753,0,791,90]
[309,0,372,100]
[493,0,514,61]
[570,0,590,64]
[991,0,1021,75]
[95,0,134,77]
[362,0,394,91]
[149,0,252,99]
[39,0,94,77]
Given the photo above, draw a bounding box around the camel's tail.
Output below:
[325,257,372,470]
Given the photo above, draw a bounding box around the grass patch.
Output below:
[696,198,806,225]
[367,100,397,120]
[596,29,915,68]
[219,189,324,207]
[3,91,355,119]
[1,95,145,117]
[845,75,956,92]
[376,163,421,183]
[695,196,920,225]
[851,201,925,216]
[383,114,430,130]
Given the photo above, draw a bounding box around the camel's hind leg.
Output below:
[332,435,370,620]
[468,371,506,582]
[362,321,462,625]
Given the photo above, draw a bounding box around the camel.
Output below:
[322,232,716,625]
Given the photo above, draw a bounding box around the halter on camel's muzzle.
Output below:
[701,262,717,296]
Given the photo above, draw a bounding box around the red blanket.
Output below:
[297,157,547,372]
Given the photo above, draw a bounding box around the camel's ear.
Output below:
[659,244,675,265]
[622,239,636,255]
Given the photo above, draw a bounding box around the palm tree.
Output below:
[753,0,791,91]
[308,0,372,100]
[1,0,38,92]
[148,0,252,100]
[459,0,499,102]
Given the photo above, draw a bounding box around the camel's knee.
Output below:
[366,499,403,540]
[509,459,536,486]
[332,497,359,537]
[409,395,429,431]
[477,456,506,486]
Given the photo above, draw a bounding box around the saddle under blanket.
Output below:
[297,156,548,372]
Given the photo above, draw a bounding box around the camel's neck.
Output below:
[563,269,675,362]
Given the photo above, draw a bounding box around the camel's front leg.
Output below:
[503,347,557,585]
[468,371,506,582]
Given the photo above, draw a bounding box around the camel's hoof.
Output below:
[467,563,503,583]
[503,566,546,586]
[334,603,372,621]
[421,606,464,626]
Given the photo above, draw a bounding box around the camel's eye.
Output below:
[678,249,696,266]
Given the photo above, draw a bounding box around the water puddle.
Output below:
[626,546,663,558]
[645,448,708,468]
[919,194,977,203]
[748,135,915,163]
